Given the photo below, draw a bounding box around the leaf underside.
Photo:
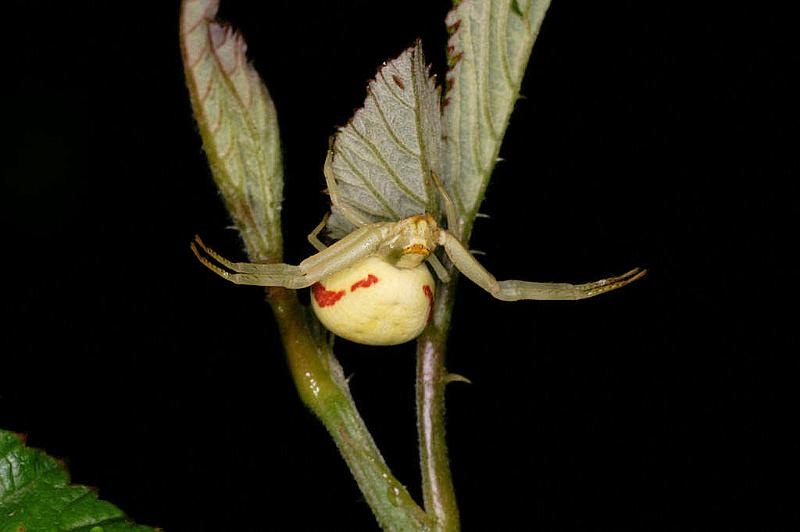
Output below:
[443,0,551,238]
[180,0,284,262]
[327,41,444,239]
[0,430,155,532]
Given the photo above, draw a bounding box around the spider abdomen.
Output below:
[310,256,434,346]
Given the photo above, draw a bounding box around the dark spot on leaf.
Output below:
[447,19,462,35]
[447,51,464,68]
[392,75,405,90]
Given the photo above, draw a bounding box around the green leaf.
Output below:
[443,0,551,239]
[0,430,155,532]
[327,41,443,238]
[180,0,284,262]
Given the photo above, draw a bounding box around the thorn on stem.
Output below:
[445,373,472,385]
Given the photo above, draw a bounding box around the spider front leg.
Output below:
[438,230,646,301]
[191,236,307,288]
[493,268,646,301]
[192,223,390,289]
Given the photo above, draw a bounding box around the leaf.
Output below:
[0,430,155,532]
[180,0,284,262]
[443,0,551,238]
[327,41,443,239]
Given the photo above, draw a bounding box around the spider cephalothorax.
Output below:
[379,214,439,268]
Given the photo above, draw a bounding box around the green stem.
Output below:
[267,287,433,531]
[416,277,460,531]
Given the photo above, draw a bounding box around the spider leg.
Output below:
[191,236,308,288]
[431,170,459,235]
[192,223,394,290]
[494,268,646,301]
[307,213,330,251]
[426,253,451,283]
[191,236,297,274]
[191,242,313,288]
[324,139,371,228]
[439,230,645,301]
[299,222,389,281]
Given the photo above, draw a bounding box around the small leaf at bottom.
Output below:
[0,430,155,532]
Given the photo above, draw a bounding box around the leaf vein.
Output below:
[371,89,420,158]
[408,51,436,213]
[499,4,516,90]
[478,6,500,143]
[349,124,427,208]
[337,148,402,219]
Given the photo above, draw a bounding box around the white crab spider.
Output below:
[192,149,645,345]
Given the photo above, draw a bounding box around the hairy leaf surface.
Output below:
[443,0,551,238]
[0,430,154,532]
[327,42,443,238]
[180,0,284,262]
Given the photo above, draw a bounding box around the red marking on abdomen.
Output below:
[312,282,345,307]
[351,274,379,292]
[423,285,434,323]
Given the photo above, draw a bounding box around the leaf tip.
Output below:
[179,0,220,34]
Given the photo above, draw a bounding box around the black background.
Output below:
[4,1,798,531]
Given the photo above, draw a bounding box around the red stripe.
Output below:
[312,282,345,307]
[423,285,434,323]
[351,274,379,292]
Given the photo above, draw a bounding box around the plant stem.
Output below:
[267,287,432,531]
[416,277,460,532]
